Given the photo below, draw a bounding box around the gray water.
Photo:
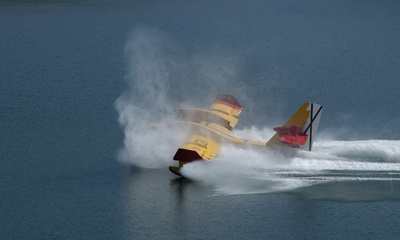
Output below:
[1,1,400,239]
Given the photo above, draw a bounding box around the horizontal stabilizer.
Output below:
[267,102,322,151]
[279,135,308,147]
[274,125,308,148]
[273,126,304,136]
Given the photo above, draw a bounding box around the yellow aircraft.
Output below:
[169,93,323,176]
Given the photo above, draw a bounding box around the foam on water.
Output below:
[180,128,400,195]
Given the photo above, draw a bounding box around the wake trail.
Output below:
[180,132,400,195]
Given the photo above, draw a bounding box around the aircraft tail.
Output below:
[266,102,322,151]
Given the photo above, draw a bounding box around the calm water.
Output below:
[1,1,400,239]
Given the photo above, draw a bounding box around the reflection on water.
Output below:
[120,167,400,239]
[294,180,400,201]
[120,168,211,239]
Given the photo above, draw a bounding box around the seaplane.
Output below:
[169,93,322,176]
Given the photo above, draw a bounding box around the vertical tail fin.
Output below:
[266,102,323,151]
[300,103,323,151]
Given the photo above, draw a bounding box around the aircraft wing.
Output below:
[179,93,243,134]
[172,94,243,167]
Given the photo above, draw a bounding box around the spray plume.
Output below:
[115,28,183,168]
[115,28,400,197]
[114,28,245,168]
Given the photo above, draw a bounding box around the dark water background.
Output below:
[1,0,400,239]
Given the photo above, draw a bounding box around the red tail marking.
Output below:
[274,125,308,147]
